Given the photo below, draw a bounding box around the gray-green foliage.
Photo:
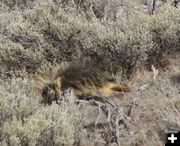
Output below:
[0,0,179,75]
[0,1,179,146]
[0,78,86,146]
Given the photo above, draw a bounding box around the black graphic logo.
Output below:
[165,131,180,146]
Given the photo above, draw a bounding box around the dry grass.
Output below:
[0,0,179,146]
[0,0,179,76]
[0,59,179,146]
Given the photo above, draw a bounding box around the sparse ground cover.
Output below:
[0,0,179,146]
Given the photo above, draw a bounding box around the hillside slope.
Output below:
[0,0,179,146]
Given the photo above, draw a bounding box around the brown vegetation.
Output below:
[0,0,179,146]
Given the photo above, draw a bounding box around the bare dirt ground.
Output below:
[72,55,180,146]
